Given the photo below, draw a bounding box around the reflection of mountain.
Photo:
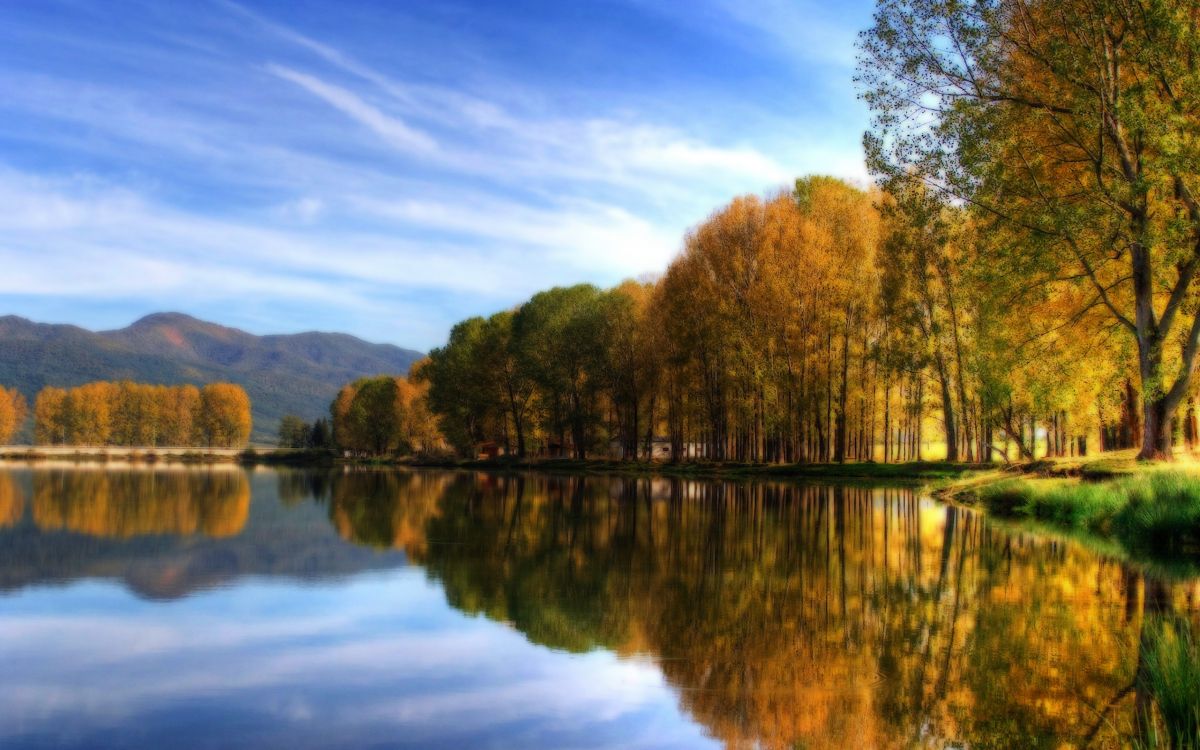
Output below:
[0,468,404,599]
[32,468,250,538]
[333,473,1199,750]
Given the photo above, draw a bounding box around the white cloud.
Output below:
[266,64,438,155]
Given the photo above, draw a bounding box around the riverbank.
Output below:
[266,453,992,482]
[934,450,1200,575]
[0,445,247,463]
[4,440,1135,482]
[975,471,1200,554]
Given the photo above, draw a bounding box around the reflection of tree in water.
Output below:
[328,472,1200,749]
[276,469,336,507]
[32,468,250,538]
[323,469,449,556]
[0,471,22,528]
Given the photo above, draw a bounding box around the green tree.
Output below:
[513,284,609,459]
[278,414,309,448]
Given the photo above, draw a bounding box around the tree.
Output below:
[278,414,309,449]
[420,317,509,456]
[331,375,440,456]
[34,388,68,445]
[198,383,252,448]
[160,385,201,446]
[309,418,333,449]
[348,377,403,455]
[513,285,609,459]
[0,387,28,444]
[860,0,1200,459]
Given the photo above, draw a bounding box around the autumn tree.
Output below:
[332,375,441,456]
[860,0,1200,459]
[0,387,28,444]
[160,385,201,446]
[34,388,68,445]
[196,383,252,448]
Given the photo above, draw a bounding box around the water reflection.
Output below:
[320,472,1200,749]
[0,466,1196,749]
[31,467,250,538]
[0,470,22,527]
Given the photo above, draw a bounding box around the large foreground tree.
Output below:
[860,0,1200,459]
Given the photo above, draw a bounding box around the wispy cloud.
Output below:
[266,64,438,155]
[0,0,871,347]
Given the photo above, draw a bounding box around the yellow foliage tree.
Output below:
[0,386,28,444]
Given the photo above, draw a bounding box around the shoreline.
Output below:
[5,446,1198,572]
[0,446,247,464]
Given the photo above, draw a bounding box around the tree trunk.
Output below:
[1138,397,1173,460]
[934,350,957,462]
[835,322,850,463]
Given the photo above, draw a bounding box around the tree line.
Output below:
[28,381,252,448]
[414,0,1200,464]
[415,177,1113,463]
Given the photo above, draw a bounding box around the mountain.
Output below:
[0,312,423,443]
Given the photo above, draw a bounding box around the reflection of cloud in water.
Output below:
[0,570,715,750]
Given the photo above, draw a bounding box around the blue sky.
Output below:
[0,0,874,350]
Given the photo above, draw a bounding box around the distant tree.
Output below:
[331,375,441,456]
[420,318,508,456]
[160,385,201,446]
[198,383,253,448]
[309,418,332,449]
[350,377,403,455]
[33,387,68,445]
[278,414,309,449]
[398,372,442,455]
[0,387,28,445]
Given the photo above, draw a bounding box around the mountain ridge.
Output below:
[0,313,424,442]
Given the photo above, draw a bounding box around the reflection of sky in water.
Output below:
[0,569,716,749]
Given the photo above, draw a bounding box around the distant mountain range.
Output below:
[0,312,423,443]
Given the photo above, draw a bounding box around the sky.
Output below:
[0,0,876,350]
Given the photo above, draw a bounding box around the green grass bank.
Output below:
[976,471,1200,559]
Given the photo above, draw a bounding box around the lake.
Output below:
[0,464,1195,749]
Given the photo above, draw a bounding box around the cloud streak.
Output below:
[0,0,872,348]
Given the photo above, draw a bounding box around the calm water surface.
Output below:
[0,465,1197,749]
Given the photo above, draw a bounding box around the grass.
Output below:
[978,472,1200,557]
[1138,617,1200,750]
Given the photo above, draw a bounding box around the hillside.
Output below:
[0,313,423,443]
